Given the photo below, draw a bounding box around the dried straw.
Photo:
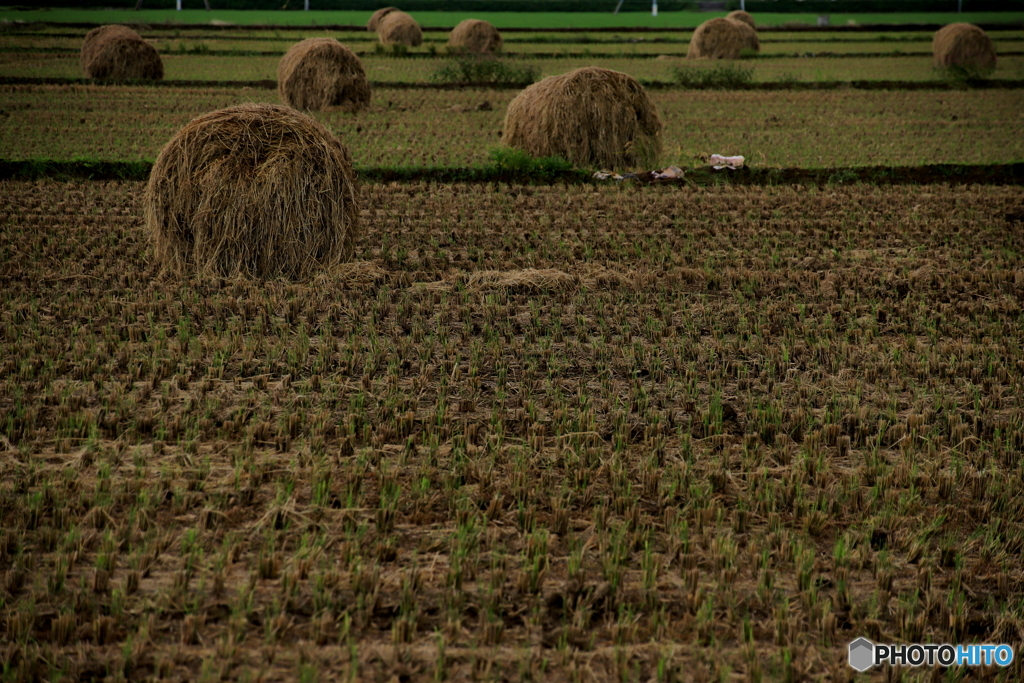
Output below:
[448,19,503,54]
[687,17,749,59]
[145,103,359,280]
[502,66,662,170]
[278,38,370,112]
[414,266,665,294]
[377,11,423,47]
[367,7,398,31]
[933,23,996,73]
[312,261,388,288]
[466,269,577,293]
[80,24,162,80]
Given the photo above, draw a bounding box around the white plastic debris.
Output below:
[595,167,684,182]
[709,154,744,170]
[593,170,639,182]
[653,166,684,179]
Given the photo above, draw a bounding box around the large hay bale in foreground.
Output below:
[933,23,996,74]
[502,67,662,170]
[367,7,398,32]
[278,38,370,112]
[448,19,503,54]
[377,11,422,47]
[80,24,163,80]
[687,17,749,59]
[726,10,755,29]
[145,103,358,280]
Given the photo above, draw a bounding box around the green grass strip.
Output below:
[3,76,1024,90]
[9,47,1023,59]
[2,159,1023,186]
[0,160,153,181]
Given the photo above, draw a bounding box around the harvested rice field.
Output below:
[1,85,1023,168]
[4,51,1024,83]
[2,22,1024,84]
[2,14,1024,683]
[3,179,1024,682]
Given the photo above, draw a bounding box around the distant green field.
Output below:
[6,29,1024,55]
[2,8,1024,28]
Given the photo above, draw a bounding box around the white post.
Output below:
[304,0,309,9]
[741,0,745,10]
[176,0,181,9]
[958,0,962,12]
[652,0,657,16]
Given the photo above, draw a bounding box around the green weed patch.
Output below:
[672,62,755,88]
[430,55,540,86]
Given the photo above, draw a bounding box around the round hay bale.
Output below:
[81,24,139,66]
[278,38,370,112]
[730,18,760,53]
[377,11,422,47]
[933,23,996,74]
[145,103,359,280]
[80,24,163,80]
[448,19,503,54]
[367,7,398,32]
[687,17,747,59]
[726,10,755,29]
[502,67,662,170]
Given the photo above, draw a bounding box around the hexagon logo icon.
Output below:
[848,637,875,672]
